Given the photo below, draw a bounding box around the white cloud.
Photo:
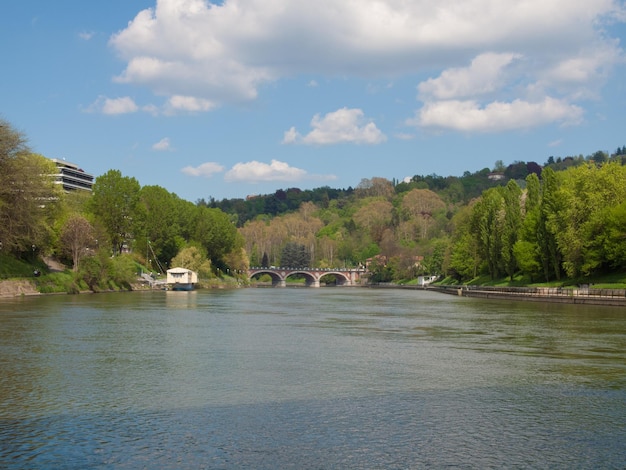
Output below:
[181,162,225,177]
[282,127,299,144]
[418,52,522,100]
[85,96,139,115]
[412,98,583,132]
[79,31,94,41]
[108,0,624,110]
[152,137,173,151]
[224,159,335,183]
[284,108,386,145]
[103,96,139,115]
[164,95,216,114]
[538,42,623,98]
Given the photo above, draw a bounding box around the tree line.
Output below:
[2,116,624,287]
[0,118,245,289]
[235,153,626,284]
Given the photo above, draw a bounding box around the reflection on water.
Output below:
[0,289,624,468]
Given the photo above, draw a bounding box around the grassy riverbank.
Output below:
[0,254,247,297]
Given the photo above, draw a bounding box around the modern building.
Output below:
[50,158,94,192]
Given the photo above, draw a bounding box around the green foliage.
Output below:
[35,271,85,295]
[74,252,137,292]
[191,206,242,268]
[280,242,310,268]
[0,121,63,254]
[88,169,142,255]
[4,117,626,292]
[170,245,213,279]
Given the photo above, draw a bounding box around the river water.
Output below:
[0,288,624,469]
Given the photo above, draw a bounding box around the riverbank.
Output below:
[431,285,626,307]
[4,276,626,307]
[364,283,626,307]
[0,280,40,297]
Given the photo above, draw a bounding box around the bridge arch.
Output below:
[284,271,318,287]
[249,269,285,287]
[318,271,352,286]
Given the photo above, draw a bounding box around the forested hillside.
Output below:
[231,152,626,284]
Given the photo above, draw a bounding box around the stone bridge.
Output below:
[248,267,366,287]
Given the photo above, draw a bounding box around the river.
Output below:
[0,288,624,469]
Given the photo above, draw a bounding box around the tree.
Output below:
[137,185,184,265]
[191,206,242,268]
[538,168,563,281]
[171,245,212,279]
[353,199,394,243]
[89,170,142,255]
[501,180,522,280]
[493,160,506,172]
[552,162,626,276]
[355,177,395,200]
[471,187,505,279]
[400,189,446,239]
[447,204,480,281]
[0,120,62,254]
[280,242,310,268]
[513,174,543,281]
[60,214,95,272]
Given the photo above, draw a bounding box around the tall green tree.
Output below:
[538,168,563,281]
[552,163,626,276]
[501,180,522,281]
[513,174,544,281]
[191,206,242,269]
[0,120,62,254]
[471,187,505,279]
[88,169,142,255]
[137,185,184,267]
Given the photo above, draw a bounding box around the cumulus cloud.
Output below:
[164,95,216,114]
[85,96,139,115]
[418,52,522,100]
[152,137,173,151]
[411,97,583,132]
[224,159,335,183]
[108,0,624,110]
[411,48,600,132]
[284,108,386,145]
[181,162,225,177]
[105,0,625,136]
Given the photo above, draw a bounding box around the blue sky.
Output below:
[2,0,626,202]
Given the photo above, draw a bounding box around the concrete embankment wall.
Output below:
[429,286,626,307]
